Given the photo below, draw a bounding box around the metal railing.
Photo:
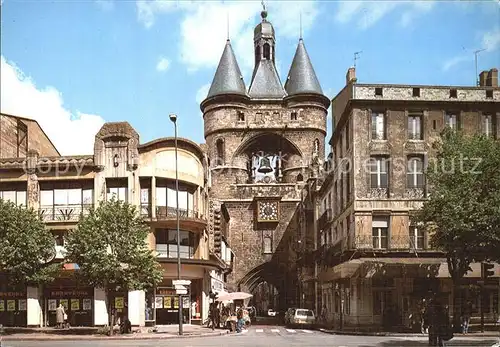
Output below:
[39,204,93,221]
[155,206,202,219]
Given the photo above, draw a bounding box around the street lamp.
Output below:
[169,113,183,336]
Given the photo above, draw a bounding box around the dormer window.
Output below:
[238,111,245,122]
[291,111,297,121]
[263,43,270,60]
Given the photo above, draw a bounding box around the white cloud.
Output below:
[0,56,105,155]
[95,0,114,11]
[336,1,435,30]
[196,83,210,105]
[482,27,500,52]
[442,55,471,72]
[137,1,320,77]
[156,57,171,72]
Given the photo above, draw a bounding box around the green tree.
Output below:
[0,199,60,285]
[65,198,162,334]
[414,128,500,331]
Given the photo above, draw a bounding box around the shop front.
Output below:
[0,282,27,327]
[45,287,94,327]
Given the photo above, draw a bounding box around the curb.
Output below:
[1,330,228,341]
[317,328,500,338]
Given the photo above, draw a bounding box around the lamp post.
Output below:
[169,113,183,336]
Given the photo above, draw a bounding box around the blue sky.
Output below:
[1,0,499,155]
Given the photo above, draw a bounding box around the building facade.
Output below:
[200,9,329,309]
[315,68,500,331]
[0,115,232,327]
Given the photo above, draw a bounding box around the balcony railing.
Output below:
[155,206,203,219]
[39,204,93,222]
[318,208,333,231]
[155,244,194,259]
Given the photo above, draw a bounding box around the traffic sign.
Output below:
[173,280,191,286]
[176,289,187,295]
[174,285,187,290]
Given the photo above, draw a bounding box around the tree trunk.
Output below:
[452,277,462,333]
[106,291,115,336]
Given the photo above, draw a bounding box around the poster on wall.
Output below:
[48,299,57,311]
[155,297,163,309]
[60,299,68,310]
[18,299,27,311]
[183,297,189,308]
[163,296,171,308]
[83,299,92,310]
[71,299,80,311]
[173,297,179,309]
[7,300,16,311]
[115,297,124,309]
[0,300,4,312]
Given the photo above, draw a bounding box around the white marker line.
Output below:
[286,329,296,333]
[302,329,313,333]
[256,329,264,333]
[271,329,280,333]
[242,329,248,334]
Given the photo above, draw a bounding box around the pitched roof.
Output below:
[248,59,286,99]
[284,39,323,96]
[206,40,247,99]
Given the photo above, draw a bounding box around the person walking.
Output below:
[55,304,66,329]
[428,300,451,347]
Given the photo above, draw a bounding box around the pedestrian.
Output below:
[461,300,472,334]
[428,300,451,347]
[55,304,66,329]
[236,308,244,333]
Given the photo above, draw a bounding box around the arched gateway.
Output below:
[201,9,330,313]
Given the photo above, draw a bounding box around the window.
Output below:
[369,157,388,188]
[373,291,382,315]
[482,114,494,137]
[449,89,457,98]
[215,138,225,166]
[17,120,28,157]
[340,174,344,210]
[155,182,195,215]
[334,182,338,214]
[255,45,261,63]
[263,236,272,254]
[346,162,351,202]
[407,157,424,188]
[433,120,437,130]
[409,225,425,250]
[371,112,386,140]
[291,111,297,121]
[238,111,245,121]
[107,187,127,202]
[408,113,423,140]
[263,43,270,60]
[445,113,458,130]
[412,88,420,97]
[372,218,389,249]
[0,190,26,206]
[375,87,383,96]
[155,229,197,259]
[345,121,350,150]
[486,90,493,98]
[296,173,303,182]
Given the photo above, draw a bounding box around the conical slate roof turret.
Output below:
[284,39,323,96]
[207,40,247,98]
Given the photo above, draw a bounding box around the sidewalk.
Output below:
[1,325,229,341]
[318,328,500,338]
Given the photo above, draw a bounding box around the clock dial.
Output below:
[258,201,279,221]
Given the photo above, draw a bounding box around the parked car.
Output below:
[286,308,315,328]
[267,308,277,317]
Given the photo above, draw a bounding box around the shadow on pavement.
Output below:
[358,338,498,346]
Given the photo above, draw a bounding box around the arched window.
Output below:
[263,43,270,60]
[216,138,225,166]
[296,173,304,182]
[255,45,261,63]
[263,236,272,254]
[313,139,320,155]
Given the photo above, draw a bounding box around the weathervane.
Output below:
[261,0,266,11]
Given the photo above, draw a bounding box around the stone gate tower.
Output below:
[201,8,329,307]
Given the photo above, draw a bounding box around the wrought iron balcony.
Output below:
[155,206,202,219]
[39,204,93,222]
[318,208,333,231]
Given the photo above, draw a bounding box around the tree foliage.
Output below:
[0,199,60,285]
[65,198,162,330]
[413,129,500,329]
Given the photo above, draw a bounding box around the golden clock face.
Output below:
[258,201,279,221]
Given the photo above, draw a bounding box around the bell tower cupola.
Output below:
[253,7,275,65]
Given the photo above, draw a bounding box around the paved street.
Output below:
[3,327,499,347]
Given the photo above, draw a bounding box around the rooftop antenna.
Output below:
[354,51,362,69]
[474,48,486,86]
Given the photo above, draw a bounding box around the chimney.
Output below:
[479,70,488,87]
[346,67,357,85]
[486,68,498,87]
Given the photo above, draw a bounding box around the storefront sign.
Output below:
[18,299,27,311]
[7,300,16,311]
[163,296,171,308]
[157,288,176,296]
[71,299,80,311]
[0,292,26,298]
[211,278,224,292]
[115,297,124,309]
[48,299,57,311]
[83,299,92,311]
[49,290,91,297]
[183,297,190,308]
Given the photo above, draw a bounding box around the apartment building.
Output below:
[0,114,233,327]
[315,68,500,330]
